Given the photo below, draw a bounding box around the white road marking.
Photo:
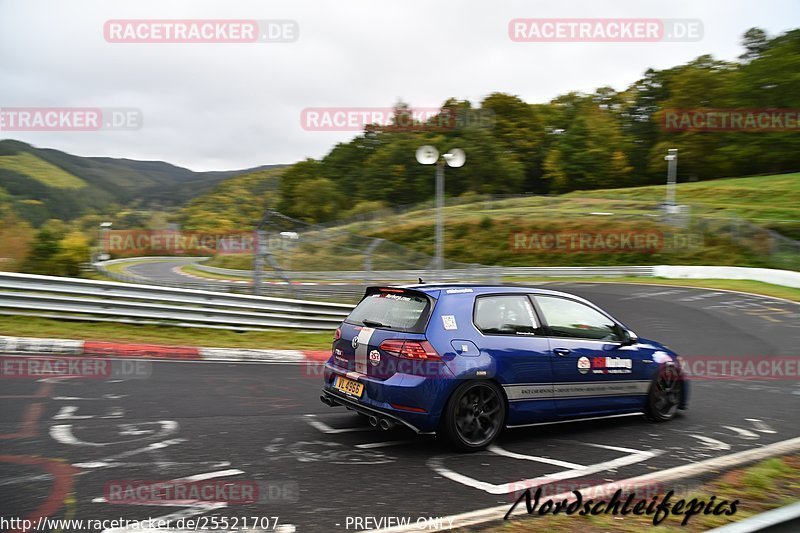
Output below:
[429,443,660,495]
[487,445,585,469]
[74,460,229,469]
[53,406,94,420]
[73,439,187,469]
[0,473,53,486]
[304,414,375,434]
[678,292,726,302]
[53,394,128,400]
[174,469,244,482]
[92,468,246,503]
[101,503,227,533]
[95,470,247,532]
[100,407,125,419]
[578,442,652,455]
[723,426,760,439]
[621,290,686,300]
[37,376,81,383]
[746,418,777,434]
[372,435,800,532]
[51,420,178,447]
[690,434,731,450]
[355,441,414,449]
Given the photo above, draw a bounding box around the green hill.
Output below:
[0,139,285,226]
[179,167,284,231]
[566,174,800,238]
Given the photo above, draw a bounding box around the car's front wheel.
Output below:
[439,381,505,452]
[645,363,682,422]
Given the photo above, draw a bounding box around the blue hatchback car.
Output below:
[321,285,688,451]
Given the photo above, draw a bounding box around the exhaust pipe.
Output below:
[320,395,335,407]
[379,418,395,431]
[368,416,379,427]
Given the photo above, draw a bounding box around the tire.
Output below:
[645,363,682,422]
[438,381,506,452]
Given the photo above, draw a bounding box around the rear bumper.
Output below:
[322,363,452,433]
[322,389,433,434]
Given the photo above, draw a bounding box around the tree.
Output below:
[740,28,769,62]
[22,220,67,275]
[53,231,90,277]
[542,98,632,191]
[290,177,342,222]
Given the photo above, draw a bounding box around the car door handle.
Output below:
[553,348,571,356]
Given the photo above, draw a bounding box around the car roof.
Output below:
[398,283,588,300]
[370,283,623,326]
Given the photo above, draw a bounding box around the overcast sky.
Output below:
[1,0,798,171]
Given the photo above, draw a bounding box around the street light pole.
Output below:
[93,222,112,264]
[415,146,465,279]
[665,148,678,208]
[434,160,445,272]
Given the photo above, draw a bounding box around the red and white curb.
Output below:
[0,335,329,364]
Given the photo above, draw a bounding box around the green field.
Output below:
[334,172,800,235]
[568,173,800,238]
[202,173,799,272]
[0,315,334,350]
[0,152,87,189]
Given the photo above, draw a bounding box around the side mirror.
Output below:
[621,329,639,346]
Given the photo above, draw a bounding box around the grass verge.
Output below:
[181,263,252,281]
[476,455,800,532]
[0,315,334,350]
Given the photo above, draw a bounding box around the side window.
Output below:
[535,296,620,341]
[474,295,539,335]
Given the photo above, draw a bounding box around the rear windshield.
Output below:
[345,290,431,332]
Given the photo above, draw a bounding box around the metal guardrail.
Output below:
[193,263,656,281]
[0,272,353,331]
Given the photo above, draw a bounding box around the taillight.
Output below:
[390,403,427,413]
[379,339,441,361]
[333,328,341,341]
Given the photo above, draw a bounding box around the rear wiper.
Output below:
[362,319,388,328]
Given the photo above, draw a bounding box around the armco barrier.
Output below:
[1,266,797,333]
[0,272,352,331]
[654,265,800,289]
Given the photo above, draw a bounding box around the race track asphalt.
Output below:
[1,283,798,532]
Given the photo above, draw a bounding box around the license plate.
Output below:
[334,375,364,398]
